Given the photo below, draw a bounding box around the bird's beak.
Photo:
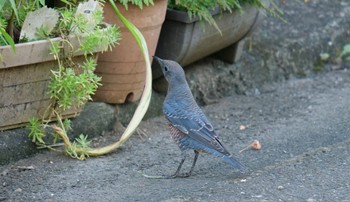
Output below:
[153,56,164,66]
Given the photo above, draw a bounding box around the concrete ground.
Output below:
[1,69,350,201]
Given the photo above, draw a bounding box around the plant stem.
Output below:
[6,11,15,40]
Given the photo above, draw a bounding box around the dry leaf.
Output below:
[240,139,261,152]
[251,140,261,150]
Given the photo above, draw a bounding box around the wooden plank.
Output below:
[0,111,81,131]
[0,32,105,69]
[0,99,81,130]
[0,80,50,107]
[2,62,54,86]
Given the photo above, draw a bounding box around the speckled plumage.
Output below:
[152,57,244,178]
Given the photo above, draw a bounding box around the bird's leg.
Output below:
[143,151,200,179]
[164,150,199,178]
[166,154,187,178]
[142,154,187,179]
[186,150,199,177]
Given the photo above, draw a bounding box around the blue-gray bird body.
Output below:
[150,57,244,178]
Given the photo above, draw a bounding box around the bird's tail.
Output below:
[223,155,246,173]
[202,146,246,173]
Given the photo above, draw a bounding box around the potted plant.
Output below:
[0,0,120,130]
[1,0,153,160]
[93,0,167,104]
[152,0,281,79]
[28,0,153,160]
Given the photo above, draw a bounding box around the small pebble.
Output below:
[15,188,22,192]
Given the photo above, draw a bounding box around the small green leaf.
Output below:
[0,27,16,52]
[319,53,330,61]
[341,44,350,56]
[27,118,46,144]
[75,134,91,149]
[63,119,73,132]
[9,0,20,24]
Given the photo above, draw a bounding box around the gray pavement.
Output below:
[0,70,349,201]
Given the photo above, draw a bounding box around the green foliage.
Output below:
[336,44,350,63]
[79,25,120,54]
[66,134,91,160]
[168,0,284,32]
[48,5,120,111]
[0,18,15,51]
[118,0,154,9]
[49,40,60,59]
[4,0,150,160]
[75,134,91,149]
[340,44,350,58]
[168,0,239,31]
[22,1,120,160]
[0,0,47,50]
[0,0,44,33]
[7,0,19,23]
[63,119,73,132]
[35,26,52,40]
[59,0,78,7]
[58,7,76,34]
[27,118,46,144]
[49,58,102,110]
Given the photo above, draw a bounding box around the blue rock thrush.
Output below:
[146,57,245,179]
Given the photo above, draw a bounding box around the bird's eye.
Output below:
[164,66,169,72]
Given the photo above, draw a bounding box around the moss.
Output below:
[312,59,325,73]
[296,69,307,78]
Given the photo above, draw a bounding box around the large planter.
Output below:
[152,4,267,79]
[93,0,167,104]
[0,37,97,131]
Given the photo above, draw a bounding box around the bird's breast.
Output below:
[168,122,186,142]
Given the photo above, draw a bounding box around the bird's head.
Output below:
[153,56,186,83]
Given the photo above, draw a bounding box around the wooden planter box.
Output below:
[0,36,98,131]
[152,3,267,79]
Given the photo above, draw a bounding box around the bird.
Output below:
[145,57,245,179]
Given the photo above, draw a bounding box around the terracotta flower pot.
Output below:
[93,0,167,104]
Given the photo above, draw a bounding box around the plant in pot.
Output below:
[1,0,152,159]
[152,0,282,82]
[1,0,120,130]
[93,0,167,104]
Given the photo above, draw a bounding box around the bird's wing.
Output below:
[164,107,229,155]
